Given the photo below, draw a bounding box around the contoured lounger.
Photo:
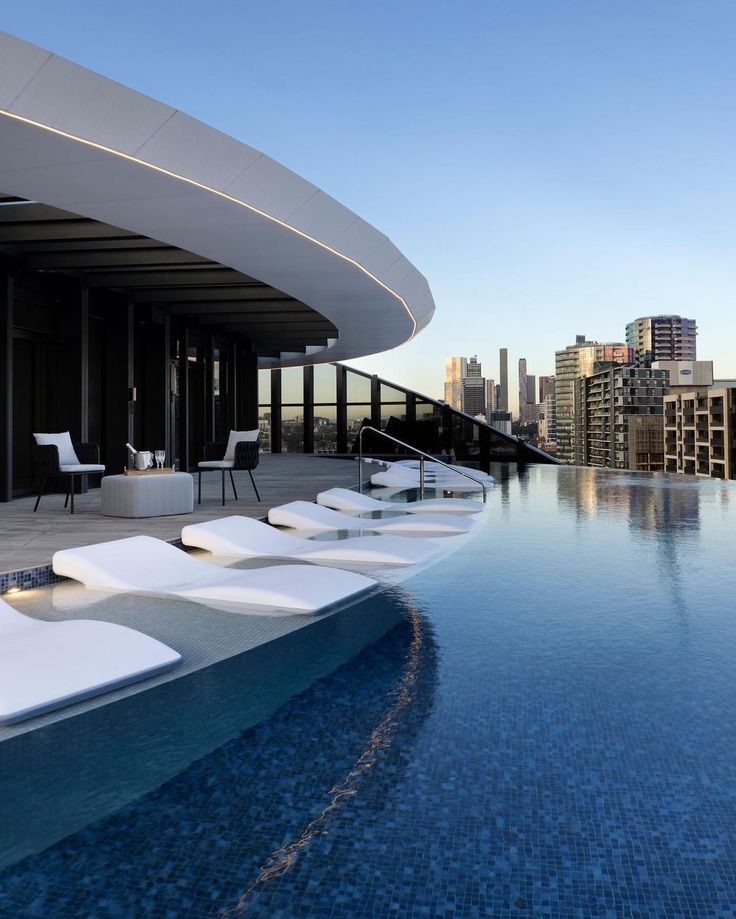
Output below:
[52,535,374,614]
[393,459,495,481]
[181,516,439,566]
[268,501,473,535]
[0,597,180,724]
[316,487,482,515]
[369,466,486,493]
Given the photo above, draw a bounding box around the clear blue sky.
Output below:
[3,1,735,408]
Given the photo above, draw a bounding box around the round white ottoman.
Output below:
[101,473,194,518]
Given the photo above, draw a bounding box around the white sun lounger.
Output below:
[393,460,495,482]
[181,516,439,566]
[316,487,481,516]
[52,535,374,613]
[369,467,486,492]
[0,597,181,724]
[268,501,473,534]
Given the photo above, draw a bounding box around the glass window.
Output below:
[313,406,338,454]
[347,370,372,402]
[258,407,272,453]
[313,363,337,404]
[281,367,304,404]
[416,401,441,421]
[381,383,406,403]
[346,404,371,451]
[346,403,372,423]
[258,369,271,407]
[281,408,304,453]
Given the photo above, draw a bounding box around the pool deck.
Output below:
[0,452,464,746]
[0,454,361,582]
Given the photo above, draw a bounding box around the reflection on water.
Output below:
[0,591,439,917]
[223,601,431,916]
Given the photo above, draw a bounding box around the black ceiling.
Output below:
[0,195,337,357]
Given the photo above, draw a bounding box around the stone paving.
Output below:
[0,454,361,576]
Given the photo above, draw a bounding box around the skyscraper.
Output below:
[461,355,485,417]
[539,375,555,403]
[444,356,466,410]
[518,358,538,424]
[485,378,496,414]
[626,315,697,367]
[555,335,634,463]
[499,348,509,412]
[518,358,528,421]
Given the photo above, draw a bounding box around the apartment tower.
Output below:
[555,335,633,463]
[626,315,697,367]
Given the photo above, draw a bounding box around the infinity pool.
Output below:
[2,464,736,917]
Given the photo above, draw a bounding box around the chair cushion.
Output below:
[59,464,106,473]
[33,432,80,466]
[224,429,259,462]
[198,460,235,469]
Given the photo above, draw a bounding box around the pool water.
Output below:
[2,464,736,917]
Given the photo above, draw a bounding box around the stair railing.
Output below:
[357,425,487,501]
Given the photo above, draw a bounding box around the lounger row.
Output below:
[2,480,486,724]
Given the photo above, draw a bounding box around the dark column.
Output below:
[336,364,347,454]
[205,334,215,442]
[139,309,168,452]
[370,374,381,428]
[127,298,135,444]
[79,288,89,441]
[0,273,12,502]
[303,365,314,453]
[53,286,88,441]
[226,343,237,432]
[102,292,133,474]
[478,424,491,472]
[270,369,282,453]
[178,324,190,471]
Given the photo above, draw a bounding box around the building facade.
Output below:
[554,336,633,463]
[461,355,486,417]
[664,386,736,479]
[626,315,697,367]
[498,348,509,412]
[651,360,713,393]
[0,32,437,501]
[444,357,467,410]
[573,366,668,469]
[539,375,555,403]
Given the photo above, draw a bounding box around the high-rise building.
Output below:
[664,384,736,479]
[539,375,555,402]
[518,358,528,422]
[485,378,496,414]
[517,358,537,423]
[626,315,697,367]
[499,348,509,412]
[539,390,557,447]
[572,366,667,469]
[444,356,467,410]
[461,355,485,417]
[555,335,633,463]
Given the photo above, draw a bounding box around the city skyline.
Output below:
[2,1,735,402]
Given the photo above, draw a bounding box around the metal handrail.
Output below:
[357,425,487,501]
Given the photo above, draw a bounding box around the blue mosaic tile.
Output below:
[2,466,736,917]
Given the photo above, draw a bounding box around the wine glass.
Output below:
[154,450,165,469]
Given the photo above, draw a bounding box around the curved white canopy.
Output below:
[0,31,435,366]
